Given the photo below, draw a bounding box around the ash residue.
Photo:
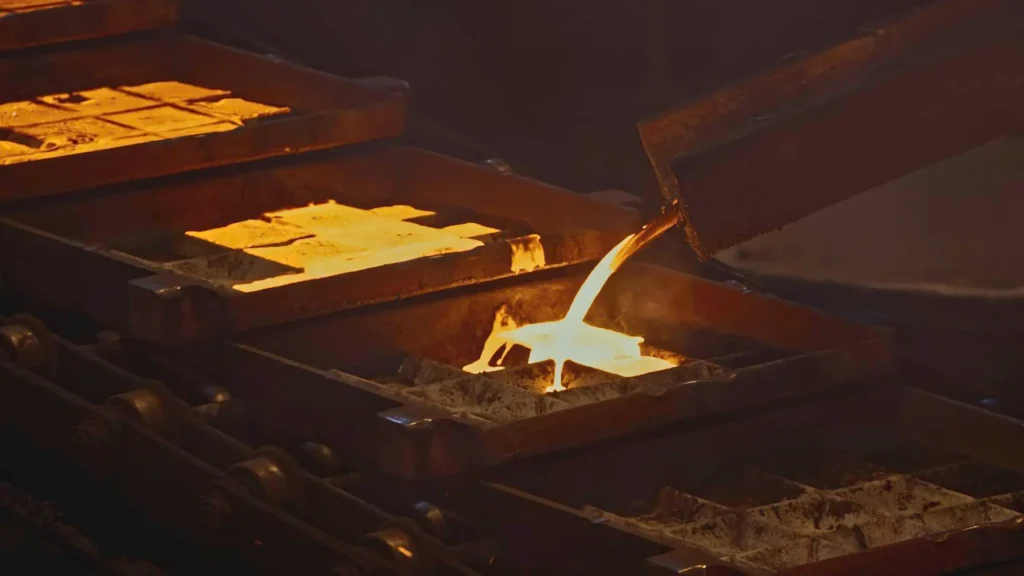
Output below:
[397,356,466,387]
[750,495,879,533]
[748,493,934,551]
[489,361,660,407]
[491,363,552,394]
[730,538,849,573]
[915,461,1024,499]
[916,501,1019,533]
[402,374,568,423]
[833,514,928,550]
[642,487,729,525]
[832,475,973,515]
[373,356,467,392]
[669,512,798,555]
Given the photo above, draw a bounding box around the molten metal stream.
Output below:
[464,208,684,392]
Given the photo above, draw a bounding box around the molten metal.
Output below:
[465,234,677,392]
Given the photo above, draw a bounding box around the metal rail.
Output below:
[0,313,484,576]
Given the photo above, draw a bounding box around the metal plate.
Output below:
[0,32,405,203]
[638,0,1024,258]
[0,0,177,51]
[464,386,1024,575]
[196,262,892,480]
[0,145,639,343]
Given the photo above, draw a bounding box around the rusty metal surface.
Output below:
[0,145,639,343]
[468,386,1024,575]
[193,262,894,480]
[0,32,405,203]
[0,0,177,52]
[638,0,1024,258]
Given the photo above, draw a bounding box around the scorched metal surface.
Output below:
[0,145,639,343]
[204,262,892,480]
[0,31,406,203]
[638,0,1024,258]
[0,0,178,51]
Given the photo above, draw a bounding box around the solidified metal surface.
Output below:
[0,32,405,203]
[638,0,1024,258]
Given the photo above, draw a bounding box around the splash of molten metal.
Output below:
[464,234,677,392]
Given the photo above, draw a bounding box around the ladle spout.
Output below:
[610,200,685,271]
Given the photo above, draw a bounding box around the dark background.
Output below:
[182,0,932,200]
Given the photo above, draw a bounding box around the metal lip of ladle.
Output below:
[611,198,686,271]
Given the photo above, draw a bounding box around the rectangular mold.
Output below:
[0,145,637,343]
[0,0,177,51]
[187,261,894,479]
[468,386,1024,575]
[0,32,405,203]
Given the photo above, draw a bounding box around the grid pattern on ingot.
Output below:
[0,0,84,13]
[343,353,730,424]
[126,201,518,292]
[0,81,290,165]
[594,447,1024,575]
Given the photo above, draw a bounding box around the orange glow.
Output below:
[178,201,498,291]
[0,81,288,165]
[509,234,546,273]
[464,234,677,392]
